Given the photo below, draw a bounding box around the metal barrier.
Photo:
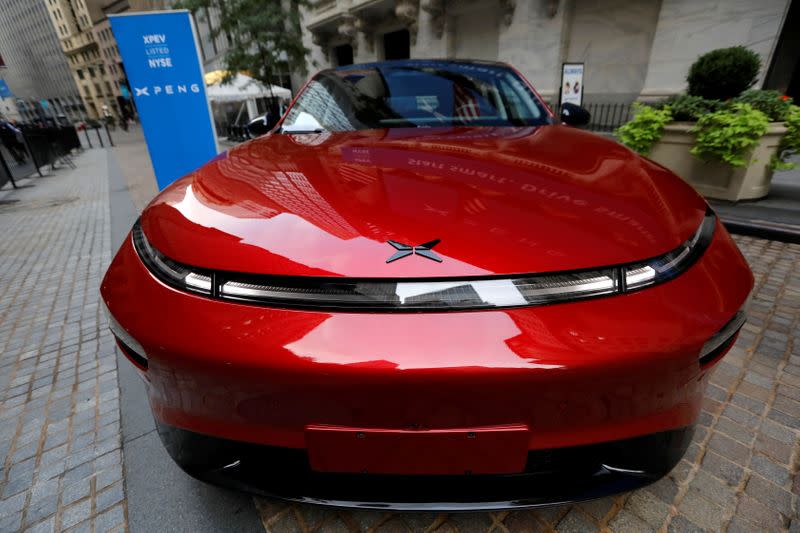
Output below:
[79,124,114,148]
[0,131,38,184]
[584,102,633,133]
[548,100,634,134]
[0,148,15,189]
[25,125,87,172]
[0,125,85,184]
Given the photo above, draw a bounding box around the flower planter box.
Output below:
[648,122,787,201]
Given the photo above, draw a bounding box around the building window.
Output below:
[383,30,410,60]
[334,44,354,66]
[88,67,95,78]
[77,69,84,80]
[99,64,105,75]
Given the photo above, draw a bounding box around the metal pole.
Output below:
[96,127,104,148]
[21,132,44,178]
[105,123,114,147]
[84,128,93,148]
[0,149,18,189]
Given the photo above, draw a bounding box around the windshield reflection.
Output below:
[282,62,551,131]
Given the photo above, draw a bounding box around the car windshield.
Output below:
[281,62,551,132]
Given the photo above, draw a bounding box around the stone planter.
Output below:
[648,122,787,201]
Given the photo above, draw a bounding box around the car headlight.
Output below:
[623,210,716,291]
[131,211,715,311]
[132,221,213,295]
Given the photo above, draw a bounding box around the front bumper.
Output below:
[101,219,752,506]
[157,421,693,510]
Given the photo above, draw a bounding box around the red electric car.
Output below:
[101,60,753,510]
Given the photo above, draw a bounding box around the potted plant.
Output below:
[616,47,800,201]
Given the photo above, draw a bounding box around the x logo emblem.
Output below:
[386,239,443,263]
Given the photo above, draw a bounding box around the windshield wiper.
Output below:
[279,126,327,134]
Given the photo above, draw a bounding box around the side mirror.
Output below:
[560,103,591,127]
[247,112,280,137]
[246,115,272,137]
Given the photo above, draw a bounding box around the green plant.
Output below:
[733,90,793,122]
[687,47,760,101]
[616,104,673,155]
[655,94,720,121]
[690,103,769,166]
[772,104,800,170]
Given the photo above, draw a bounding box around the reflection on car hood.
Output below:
[140,126,708,278]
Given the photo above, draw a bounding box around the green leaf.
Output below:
[690,103,768,167]
[615,104,672,155]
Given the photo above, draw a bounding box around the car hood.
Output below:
[140,126,707,278]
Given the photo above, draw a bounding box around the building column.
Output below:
[497,0,571,103]
[640,0,791,101]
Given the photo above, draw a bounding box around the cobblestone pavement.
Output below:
[254,236,800,532]
[0,149,125,533]
[1,141,799,532]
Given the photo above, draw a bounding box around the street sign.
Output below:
[560,63,584,107]
[109,10,218,190]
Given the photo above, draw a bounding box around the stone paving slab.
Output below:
[0,148,125,533]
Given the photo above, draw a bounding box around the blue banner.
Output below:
[110,11,217,190]
[0,80,13,99]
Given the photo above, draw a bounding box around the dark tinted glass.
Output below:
[282,62,550,132]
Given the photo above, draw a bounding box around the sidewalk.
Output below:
[0,136,798,532]
[0,147,125,532]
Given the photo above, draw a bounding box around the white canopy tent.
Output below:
[205,72,291,103]
[204,72,291,139]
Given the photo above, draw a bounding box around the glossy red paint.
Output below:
[305,424,530,475]
[102,216,751,453]
[140,126,708,278]
[101,65,754,485]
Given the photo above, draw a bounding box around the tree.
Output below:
[175,0,309,94]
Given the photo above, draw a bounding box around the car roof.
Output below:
[325,58,513,74]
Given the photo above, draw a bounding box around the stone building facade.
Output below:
[44,0,124,119]
[0,0,83,121]
[90,0,170,121]
[304,0,797,104]
[44,0,169,120]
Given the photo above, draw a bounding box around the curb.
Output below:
[721,215,800,244]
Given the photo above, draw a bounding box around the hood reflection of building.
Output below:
[191,122,683,276]
[200,142,360,241]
